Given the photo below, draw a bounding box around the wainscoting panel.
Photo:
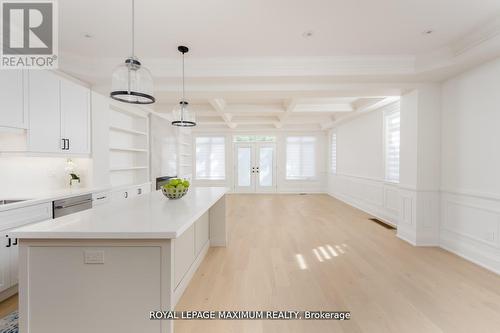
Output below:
[440,191,500,274]
[328,174,400,226]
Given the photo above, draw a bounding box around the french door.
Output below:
[234,143,276,193]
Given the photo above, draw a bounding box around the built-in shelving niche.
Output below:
[108,104,150,188]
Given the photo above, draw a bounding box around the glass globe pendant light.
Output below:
[172,46,196,127]
[110,0,155,104]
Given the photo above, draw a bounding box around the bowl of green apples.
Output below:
[161,178,190,199]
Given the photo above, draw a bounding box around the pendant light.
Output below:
[110,0,155,104]
[172,46,196,127]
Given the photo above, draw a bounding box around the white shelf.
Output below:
[110,125,147,136]
[110,147,148,153]
[110,103,148,118]
[110,166,148,171]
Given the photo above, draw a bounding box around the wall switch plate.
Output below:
[84,250,105,264]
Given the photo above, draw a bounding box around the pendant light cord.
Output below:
[182,52,185,101]
[131,0,135,57]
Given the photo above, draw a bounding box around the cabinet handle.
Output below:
[137,188,142,195]
[124,191,128,199]
[61,139,66,150]
[96,196,106,200]
[67,139,70,150]
[12,238,18,246]
[6,236,11,248]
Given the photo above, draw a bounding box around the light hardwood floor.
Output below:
[1,194,500,332]
[175,194,500,333]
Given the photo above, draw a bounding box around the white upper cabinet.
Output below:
[27,70,91,154]
[60,78,90,154]
[0,70,28,129]
[28,70,62,153]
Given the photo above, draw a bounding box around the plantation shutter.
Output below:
[286,136,316,180]
[195,137,226,180]
[385,110,400,183]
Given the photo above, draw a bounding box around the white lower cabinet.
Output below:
[195,212,209,255]
[174,212,210,288]
[0,233,12,293]
[0,202,52,297]
[174,224,195,287]
[92,191,110,206]
[111,183,151,202]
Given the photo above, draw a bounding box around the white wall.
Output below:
[439,57,500,274]
[191,131,327,193]
[327,102,400,226]
[336,110,384,179]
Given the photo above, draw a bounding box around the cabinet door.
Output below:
[9,236,18,286]
[0,70,27,129]
[174,224,195,288]
[28,70,62,153]
[60,79,90,154]
[195,212,209,256]
[0,234,12,293]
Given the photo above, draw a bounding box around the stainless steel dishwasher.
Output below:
[53,194,93,218]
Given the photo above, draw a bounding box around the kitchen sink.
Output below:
[0,199,28,205]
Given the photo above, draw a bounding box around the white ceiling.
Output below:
[61,0,500,57]
[57,0,500,130]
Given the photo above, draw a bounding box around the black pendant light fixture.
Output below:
[172,46,196,127]
[110,0,155,104]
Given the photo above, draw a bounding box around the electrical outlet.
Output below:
[84,250,105,264]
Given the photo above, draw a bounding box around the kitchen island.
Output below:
[11,187,228,333]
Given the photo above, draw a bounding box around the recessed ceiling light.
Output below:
[302,30,314,38]
[422,30,434,35]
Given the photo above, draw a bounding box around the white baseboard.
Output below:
[328,191,398,228]
[0,285,17,303]
[440,231,500,275]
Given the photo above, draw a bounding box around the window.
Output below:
[195,137,226,180]
[286,136,316,180]
[233,135,276,143]
[384,109,400,183]
[331,132,337,174]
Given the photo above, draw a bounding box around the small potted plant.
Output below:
[69,173,81,188]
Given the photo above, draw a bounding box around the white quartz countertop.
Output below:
[11,187,228,239]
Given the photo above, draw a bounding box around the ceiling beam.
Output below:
[355,96,400,113]
[209,98,236,129]
[331,96,401,128]
[293,103,354,112]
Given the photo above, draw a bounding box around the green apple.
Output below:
[169,179,180,186]
[182,180,190,188]
[176,184,185,191]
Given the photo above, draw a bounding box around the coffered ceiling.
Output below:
[57,0,500,130]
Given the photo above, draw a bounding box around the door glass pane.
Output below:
[237,147,252,187]
[259,147,273,187]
